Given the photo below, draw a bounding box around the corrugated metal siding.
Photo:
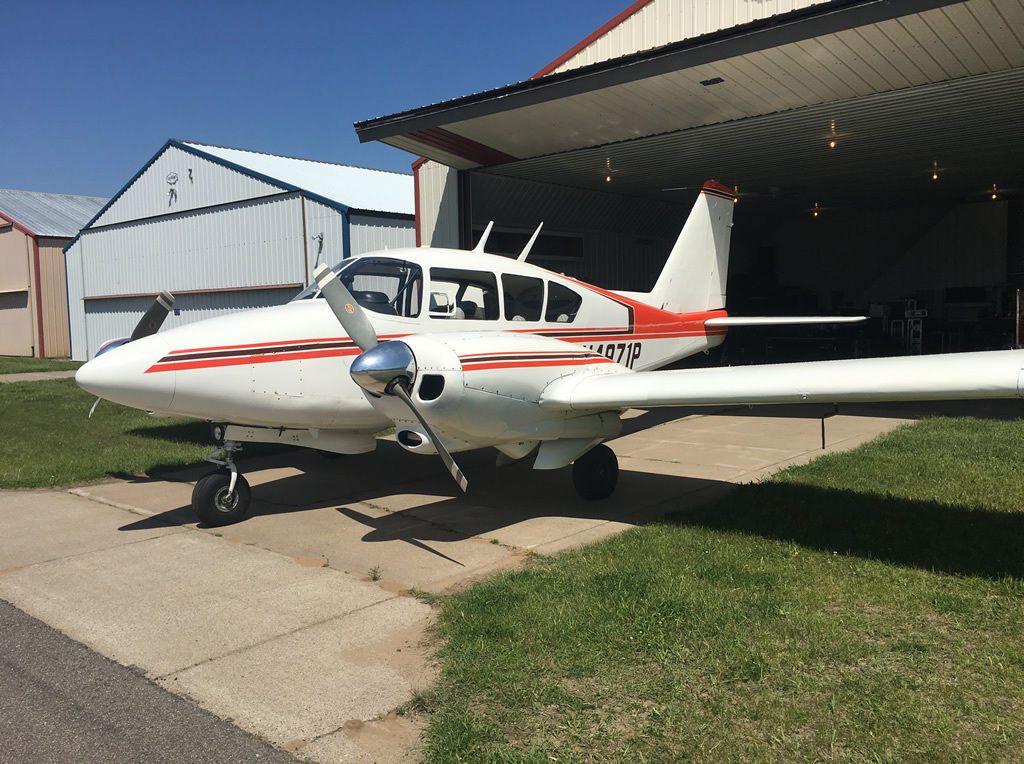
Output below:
[80,194,306,297]
[417,161,460,247]
[66,240,87,361]
[36,237,71,357]
[553,0,831,74]
[0,227,33,356]
[469,172,679,289]
[81,288,299,360]
[0,226,31,292]
[93,145,282,227]
[302,198,345,275]
[471,172,680,239]
[349,214,415,255]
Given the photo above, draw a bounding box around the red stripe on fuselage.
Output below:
[461,357,614,372]
[146,346,363,373]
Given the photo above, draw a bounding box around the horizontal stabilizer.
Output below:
[705,316,867,327]
[540,350,1024,410]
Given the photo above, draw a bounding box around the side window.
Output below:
[545,282,582,323]
[502,274,544,322]
[429,268,500,320]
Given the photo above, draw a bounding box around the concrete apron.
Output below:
[0,407,908,762]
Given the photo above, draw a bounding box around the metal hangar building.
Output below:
[357,0,1024,360]
[65,140,414,361]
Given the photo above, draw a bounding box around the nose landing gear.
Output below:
[193,440,251,526]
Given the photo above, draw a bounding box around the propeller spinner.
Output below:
[311,264,469,493]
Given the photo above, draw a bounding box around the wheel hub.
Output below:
[214,486,239,513]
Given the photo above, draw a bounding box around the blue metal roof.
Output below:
[0,188,108,238]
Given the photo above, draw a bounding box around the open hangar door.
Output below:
[466,67,1024,362]
[459,68,1024,363]
[356,0,1024,363]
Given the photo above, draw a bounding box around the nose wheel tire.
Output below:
[572,443,619,500]
[193,469,252,526]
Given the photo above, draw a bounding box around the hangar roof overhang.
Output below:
[354,0,1024,187]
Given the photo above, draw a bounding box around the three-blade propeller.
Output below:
[311,264,469,493]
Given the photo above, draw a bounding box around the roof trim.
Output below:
[64,138,364,253]
[354,0,960,147]
[529,0,655,80]
[183,139,413,177]
[0,209,39,239]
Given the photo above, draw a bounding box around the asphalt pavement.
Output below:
[0,599,294,763]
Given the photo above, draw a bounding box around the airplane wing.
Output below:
[539,350,1024,410]
[705,316,867,327]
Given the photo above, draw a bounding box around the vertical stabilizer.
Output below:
[649,180,735,313]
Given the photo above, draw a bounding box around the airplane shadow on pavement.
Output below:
[117,422,1024,580]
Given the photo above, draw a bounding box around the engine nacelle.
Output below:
[381,332,626,453]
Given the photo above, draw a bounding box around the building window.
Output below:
[502,274,544,321]
[545,282,582,323]
[429,268,499,320]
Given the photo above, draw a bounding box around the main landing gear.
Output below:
[572,443,619,500]
[193,439,251,526]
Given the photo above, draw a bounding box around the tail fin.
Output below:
[649,180,735,313]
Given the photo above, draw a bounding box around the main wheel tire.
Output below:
[192,470,252,526]
[572,444,619,500]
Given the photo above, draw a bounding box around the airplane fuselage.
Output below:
[79,248,726,449]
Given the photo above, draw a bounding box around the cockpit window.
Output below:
[502,274,544,322]
[293,258,422,318]
[545,282,582,323]
[428,268,499,320]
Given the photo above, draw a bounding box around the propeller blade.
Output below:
[391,384,469,493]
[130,292,175,341]
[312,264,378,352]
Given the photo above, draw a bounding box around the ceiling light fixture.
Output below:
[932,161,939,181]
[812,202,821,218]
[992,184,999,200]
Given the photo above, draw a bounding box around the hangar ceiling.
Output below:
[357,0,1024,173]
[475,66,1024,211]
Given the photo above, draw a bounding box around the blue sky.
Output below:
[4,0,627,198]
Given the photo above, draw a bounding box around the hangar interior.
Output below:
[359,0,1024,362]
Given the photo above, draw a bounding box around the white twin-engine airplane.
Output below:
[77,180,1024,525]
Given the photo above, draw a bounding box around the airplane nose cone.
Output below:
[76,335,175,411]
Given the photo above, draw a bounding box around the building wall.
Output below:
[93,145,282,228]
[468,172,680,289]
[550,0,830,74]
[36,237,71,357]
[81,288,298,360]
[349,213,416,255]
[0,226,33,356]
[68,193,309,361]
[416,160,460,247]
[80,194,307,298]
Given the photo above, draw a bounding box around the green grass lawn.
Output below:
[0,379,212,488]
[423,417,1024,762]
[0,356,81,374]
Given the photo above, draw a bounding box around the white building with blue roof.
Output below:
[65,139,414,360]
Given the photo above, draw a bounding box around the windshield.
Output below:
[293,257,423,318]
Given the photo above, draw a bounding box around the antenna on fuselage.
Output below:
[473,221,494,253]
[517,222,544,261]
